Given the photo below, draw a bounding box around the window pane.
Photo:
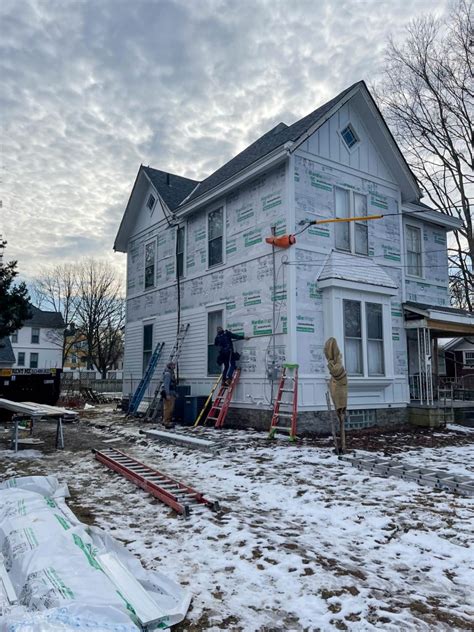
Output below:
[145,266,154,288]
[18,352,25,366]
[344,300,361,338]
[30,353,38,369]
[208,310,223,343]
[335,188,350,219]
[345,339,363,375]
[355,223,368,255]
[143,324,153,351]
[367,303,383,339]
[335,224,350,251]
[145,241,155,288]
[406,226,422,276]
[354,193,367,216]
[177,253,184,279]
[368,340,384,375]
[145,241,155,266]
[208,310,223,375]
[209,237,223,267]
[31,328,40,344]
[209,208,223,240]
[177,226,185,252]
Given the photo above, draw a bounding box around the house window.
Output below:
[143,324,153,374]
[340,124,359,150]
[344,300,363,375]
[366,303,384,376]
[144,241,156,289]
[406,225,422,277]
[31,327,40,344]
[464,351,474,366]
[176,226,185,279]
[11,331,18,343]
[334,188,368,256]
[343,299,385,377]
[207,310,223,375]
[208,207,224,267]
[146,194,156,211]
[17,352,25,367]
[29,353,39,369]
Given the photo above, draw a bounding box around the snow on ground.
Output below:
[1,415,473,631]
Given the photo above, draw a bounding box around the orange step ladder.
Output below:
[268,364,298,441]
[205,369,240,429]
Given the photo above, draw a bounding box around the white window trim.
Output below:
[334,187,369,256]
[206,204,226,270]
[343,298,387,378]
[338,122,360,154]
[176,223,187,280]
[464,351,474,366]
[405,223,424,279]
[144,239,157,291]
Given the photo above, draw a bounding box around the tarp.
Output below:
[323,338,348,411]
[0,476,191,631]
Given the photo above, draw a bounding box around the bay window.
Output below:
[344,299,385,376]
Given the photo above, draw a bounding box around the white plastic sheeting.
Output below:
[0,476,191,630]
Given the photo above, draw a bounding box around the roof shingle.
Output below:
[142,167,199,211]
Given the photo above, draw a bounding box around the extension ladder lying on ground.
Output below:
[268,364,298,441]
[93,447,220,516]
[145,323,190,421]
[205,369,240,429]
[345,452,474,497]
[128,342,165,415]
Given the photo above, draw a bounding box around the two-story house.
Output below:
[114,81,474,432]
[11,305,65,370]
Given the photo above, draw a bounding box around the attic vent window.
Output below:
[147,194,156,210]
[340,124,359,149]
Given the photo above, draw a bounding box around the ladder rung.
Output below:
[281,389,294,393]
[206,416,218,421]
[276,412,293,418]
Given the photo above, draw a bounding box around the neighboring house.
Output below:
[114,80,474,432]
[441,337,474,381]
[10,305,65,369]
[0,337,15,369]
[63,335,89,371]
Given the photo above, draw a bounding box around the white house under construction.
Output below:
[114,81,474,432]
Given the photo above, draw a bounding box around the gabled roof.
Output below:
[0,337,15,366]
[318,251,398,290]
[184,83,360,205]
[24,305,65,329]
[142,167,199,211]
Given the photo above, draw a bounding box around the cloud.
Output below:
[0,0,450,284]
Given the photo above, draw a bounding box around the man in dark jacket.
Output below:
[161,362,177,428]
[214,326,249,385]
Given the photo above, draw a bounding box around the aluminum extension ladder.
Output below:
[145,323,190,421]
[205,369,240,429]
[93,447,220,516]
[128,342,165,415]
[268,364,298,441]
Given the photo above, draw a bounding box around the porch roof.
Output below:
[403,301,474,337]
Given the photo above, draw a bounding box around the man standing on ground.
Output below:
[215,326,249,385]
[161,362,177,428]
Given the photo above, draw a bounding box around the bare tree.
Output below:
[33,264,80,366]
[377,0,473,309]
[76,260,125,378]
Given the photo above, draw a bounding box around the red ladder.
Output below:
[93,447,219,517]
[205,369,240,429]
[268,364,298,441]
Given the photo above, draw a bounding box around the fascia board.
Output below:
[113,166,143,253]
[175,146,290,218]
[428,311,474,326]
[318,278,398,295]
[402,206,463,231]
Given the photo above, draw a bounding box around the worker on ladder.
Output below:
[215,326,249,385]
[161,362,177,429]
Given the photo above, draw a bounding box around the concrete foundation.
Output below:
[225,406,406,436]
[408,406,446,428]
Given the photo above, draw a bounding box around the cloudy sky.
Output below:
[1,0,450,285]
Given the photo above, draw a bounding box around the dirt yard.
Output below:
[1,408,473,631]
